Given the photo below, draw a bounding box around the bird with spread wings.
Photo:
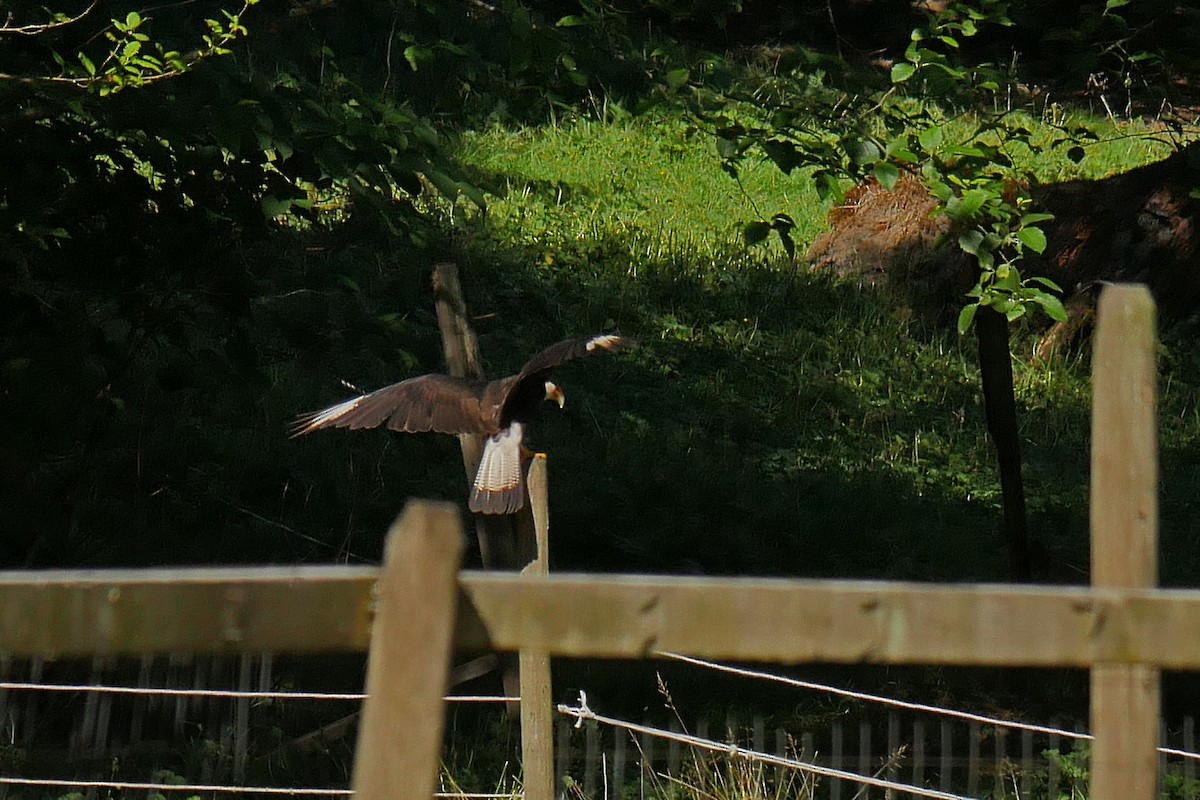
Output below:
[292,333,632,514]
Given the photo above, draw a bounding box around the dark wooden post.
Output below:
[1089,284,1160,800]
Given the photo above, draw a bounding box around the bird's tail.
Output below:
[469,423,525,515]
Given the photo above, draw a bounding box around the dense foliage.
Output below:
[2,0,1197,580]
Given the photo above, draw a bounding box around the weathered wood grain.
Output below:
[1089,284,1160,800]
[518,457,555,800]
[6,569,1200,667]
[0,565,377,657]
[351,501,465,800]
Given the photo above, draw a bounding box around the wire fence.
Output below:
[3,653,1199,800]
[557,692,977,800]
[0,655,521,800]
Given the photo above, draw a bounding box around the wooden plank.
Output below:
[519,457,555,800]
[9,567,1200,664]
[454,573,1200,668]
[0,566,376,656]
[351,500,465,800]
[1089,284,1160,800]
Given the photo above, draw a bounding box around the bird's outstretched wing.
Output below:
[291,373,493,437]
[515,334,633,380]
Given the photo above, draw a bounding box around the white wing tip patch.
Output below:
[586,334,625,352]
[292,395,366,435]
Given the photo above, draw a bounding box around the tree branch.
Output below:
[0,1,98,36]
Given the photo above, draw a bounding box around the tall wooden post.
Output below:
[351,501,464,800]
[432,261,517,569]
[1089,284,1160,800]
[518,456,555,800]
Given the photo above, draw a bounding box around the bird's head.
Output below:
[544,380,565,409]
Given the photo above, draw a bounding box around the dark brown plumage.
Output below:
[292,333,632,514]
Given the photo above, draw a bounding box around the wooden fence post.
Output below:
[519,456,556,800]
[1089,284,1160,800]
[351,501,465,800]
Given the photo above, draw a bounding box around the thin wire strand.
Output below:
[0,776,350,795]
[0,777,520,798]
[658,651,1200,762]
[0,682,515,703]
[659,652,1087,740]
[557,700,975,800]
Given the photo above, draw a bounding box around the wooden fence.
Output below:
[0,284,1188,800]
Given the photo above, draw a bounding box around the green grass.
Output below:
[443,111,1200,585]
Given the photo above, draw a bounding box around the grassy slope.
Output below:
[448,113,1200,585]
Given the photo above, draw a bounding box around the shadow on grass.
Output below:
[7,209,1200,590]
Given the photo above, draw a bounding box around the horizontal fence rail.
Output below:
[5,569,1200,668]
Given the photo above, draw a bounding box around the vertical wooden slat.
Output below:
[93,658,112,757]
[1185,717,1196,787]
[555,718,571,791]
[1090,285,1160,800]
[583,721,599,798]
[667,718,682,776]
[857,719,872,800]
[22,657,42,748]
[1020,728,1033,797]
[831,720,843,800]
[519,457,555,800]
[993,727,1006,799]
[613,724,626,790]
[885,711,898,800]
[912,718,925,788]
[967,721,980,797]
[233,654,252,783]
[940,719,952,791]
[640,717,656,783]
[351,501,465,800]
[1046,726,1060,791]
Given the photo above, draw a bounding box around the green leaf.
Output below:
[716,136,741,160]
[1032,291,1068,322]
[1020,213,1055,226]
[1029,276,1064,292]
[813,170,843,202]
[957,303,979,334]
[890,62,917,83]
[125,11,142,29]
[761,139,803,174]
[403,45,429,71]
[873,162,900,190]
[1104,0,1130,11]
[918,126,944,151]
[664,69,690,90]
[849,139,882,166]
[556,14,590,26]
[78,52,96,77]
[1016,226,1047,253]
[743,220,772,248]
[994,265,1020,291]
[261,195,293,218]
[958,229,984,255]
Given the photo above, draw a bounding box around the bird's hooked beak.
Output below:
[544,380,565,409]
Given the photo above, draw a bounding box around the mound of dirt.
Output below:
[807,143,1200,330]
